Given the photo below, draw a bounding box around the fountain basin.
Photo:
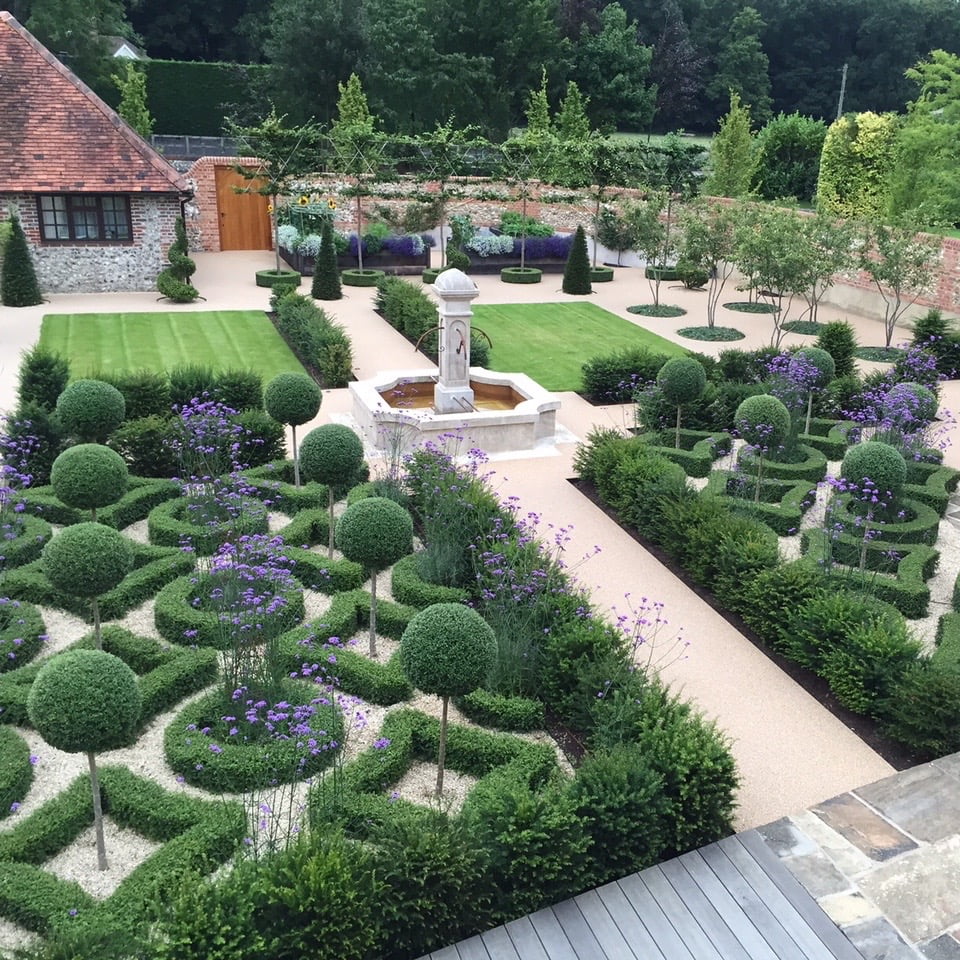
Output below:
[350,368,560,455]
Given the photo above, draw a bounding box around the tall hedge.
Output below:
[816,112,898,219]
[753,112,827,203]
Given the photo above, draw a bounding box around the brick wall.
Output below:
[184,155,263,253]
[2,193,180,293]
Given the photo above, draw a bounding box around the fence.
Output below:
[150,135,238,160]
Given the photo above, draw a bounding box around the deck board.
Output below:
[417,829,867,960]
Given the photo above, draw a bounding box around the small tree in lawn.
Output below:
[264,373,322,487]
[656,357,707,448]
[28,649,141,871]
[299,424,365,556]
[55,379,126,443]
[735,394,791,502]
[50,443,128,521]
[311,218,342,301]
[43,523,133,649]
[563,225,592,295]
[791,347,835,435]
[858,218,939,347]
[1,214,43,307]
[679,201,738,328]
[336,497,413,656]
[400,603,496,795]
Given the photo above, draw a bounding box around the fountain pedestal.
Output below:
[432,269,479,414]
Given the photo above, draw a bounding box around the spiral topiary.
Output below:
[157,216,199,303]
[841,440,907,508]
[336,497,413,655]
[56,379,126,442]
[299,424,365,556]
[264,373,323,488]
[656,356,707,448]
[27,648,141,870]
[42,523,133,648]
[400,603,496,794]
[50,443,128,519]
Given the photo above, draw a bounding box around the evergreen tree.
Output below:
[1,215,43,308]
[708,7,772,126]
[650,0,704,130]
[526,68,553,134]
[704,91,758,198]
[312,218,342,300]
[112,61,153,139]
[563,224,592,295]
[156,217,199,302]
[555,81,592,140]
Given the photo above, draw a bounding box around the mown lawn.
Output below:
[39,311,306,380]
[472,301,688,391]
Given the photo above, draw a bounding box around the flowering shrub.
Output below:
[465,234,516,258]
[277,224,299,252]
[295,233,323,258]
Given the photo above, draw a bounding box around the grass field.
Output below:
[39,311,306,380]
[472,301,688,391]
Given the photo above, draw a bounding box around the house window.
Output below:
[37,195,132,242]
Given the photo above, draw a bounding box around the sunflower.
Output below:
[267,203,274,214]
[297,195,310,206]
[327,198,337,210]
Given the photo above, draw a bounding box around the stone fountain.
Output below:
[350,269,560,455]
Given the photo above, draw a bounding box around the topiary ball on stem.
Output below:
[56,379,126,442]
[400,603,496,795]
[50,443,129,519]
[735,394,792,501]
[299,424,365,557]
[656,356,707,448]
[27,649,141,870]
[264,373,323,488]
[791,346,836,435]
[42,523,133,648]
[562,224,592,295]
[336,497,413,656]
[841,440,907,514]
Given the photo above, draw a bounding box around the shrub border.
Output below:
[0,600,46,674]
[147,495,269,555]
[18,477,179,529]
[0,515,52,570]
[703,472,817,536]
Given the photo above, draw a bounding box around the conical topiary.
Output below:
[312,218,342,300]
[562,224,592,295]
[1,215,43,307]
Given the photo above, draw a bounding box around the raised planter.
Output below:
[422,267,443,285]
[255,268,300,289]
[342,268,386,287]
[644,265,680,281]
[501,267,542,284]
[590,266,615,283]
[281,249,429,277]
[466,256,569,275]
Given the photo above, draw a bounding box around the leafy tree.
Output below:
[734,205,814,346]
[555,81,592,141]
[857,218,939,347]
[28,650,140,871]
[595,207,639,265]
[650,0,704,131]
[226,107,325,274]
[526,68,553,134]
[500,132,556,269]
[559,0,601,39]
[708,7,772,126]
[312,218,342,302]
[331,74,385,273]
[563,224,592,294]
[625,191,674,307]
[336,498,413,655]
[265,0,368,124]
[400,603,496,795]
[1,215,43,308]
[27,0,130,88]
[889,49,960,226]
[570,3,656,132]
[703,91,757,198]
[112,62,153,138]
[816,112,899,220]
[752,112,827,203]
[797,213,856,326]
[679,200,738,328]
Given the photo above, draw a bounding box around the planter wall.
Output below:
[464,257,568,275]
[281,249,429,277]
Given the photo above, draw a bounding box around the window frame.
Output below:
[35,194,134,244]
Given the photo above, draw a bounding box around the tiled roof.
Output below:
[0,12,185,195]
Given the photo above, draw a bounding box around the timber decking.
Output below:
[418,830,866,960]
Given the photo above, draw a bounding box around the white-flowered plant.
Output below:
[277,224,299,252]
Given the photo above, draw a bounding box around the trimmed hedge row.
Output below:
[18,476,178,528]
[736,443,828,483]
[241,461,329,514]
[274,508,329,549]
[164,684,345,791]
[0,515,52,570]
[903,462,960,516]
[0,600,46,673]
[704,473,817,536]
[799,418,858,460]
[632,430,732,479]
[285,546,366,594]
[829,494,941,546]
[147,495,269,554]
[3,542,195,622]
[391,553,470,608]
[153,574,305,648]
[0,726,32,821]
[454,689,546,732]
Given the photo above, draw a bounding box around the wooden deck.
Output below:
[419,830,866,960]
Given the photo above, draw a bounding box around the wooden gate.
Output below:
[214,166,272,251]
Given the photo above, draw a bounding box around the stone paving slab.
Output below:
[759,752,960,960]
